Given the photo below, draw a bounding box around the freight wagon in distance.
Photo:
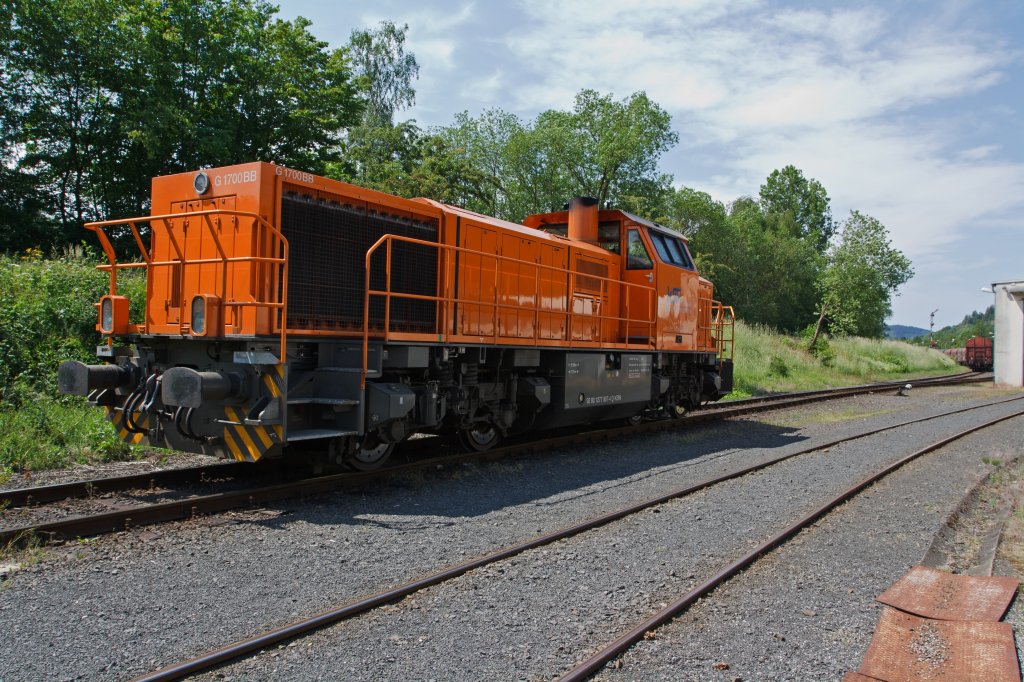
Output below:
[59,162,734,470]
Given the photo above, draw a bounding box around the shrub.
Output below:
[0,251,144,471]
[768,356,790,377]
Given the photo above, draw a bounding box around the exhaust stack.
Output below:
[567,196,599,244]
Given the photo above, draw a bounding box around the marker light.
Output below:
[98,295,129,335]
[189,295,221,337]
[191,295,205,335]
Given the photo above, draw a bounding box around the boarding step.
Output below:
[286,428,358,442]
[287,398,360,406]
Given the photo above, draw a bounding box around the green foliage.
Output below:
[348,21,419,127]
[768,356,790,377]
[3,0,362,253]
[799,325,836,367]
[434,90,677,221]
[0,389,134,471]
[332,121,490,207]
[0,253,144,469]
[818,210,914,338]
[759,165,834,252]
[686,196,822,333]
[661,187,727,240]
[729,320,958,397]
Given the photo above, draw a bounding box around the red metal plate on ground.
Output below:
[844,672,884,681]
[859,607,1020,682]
[877,565,1019,621]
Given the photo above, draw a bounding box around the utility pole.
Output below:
[929,309,939,348]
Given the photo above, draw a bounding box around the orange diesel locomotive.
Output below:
[59,162,734,469]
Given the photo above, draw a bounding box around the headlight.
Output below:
[101,298,113,333]
[98,295,129,335]
[191,295,206,335]
[189,295,220,337]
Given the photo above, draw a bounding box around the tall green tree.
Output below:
[331,121,487,207]
[434,90,677,221]
[438,109,530,217]
[662,186,727,239]
[759,165,834,252]
[3,0,362,252]
[0,3,54,251]
[811,210,913,343]
[347,21,419,127]
[535,89,677,209]
[690,198,820,332]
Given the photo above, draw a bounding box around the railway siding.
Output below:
[0,383,1021,680]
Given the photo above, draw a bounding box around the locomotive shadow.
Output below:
[246,418,808,530]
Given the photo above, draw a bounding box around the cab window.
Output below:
[598,220,620,254]
[626,229,652,269]
[649,231,695,270]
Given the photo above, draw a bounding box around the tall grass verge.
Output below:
[729,320,960,398]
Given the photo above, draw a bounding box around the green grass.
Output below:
[0,389,135,471]
[728,320,962,398]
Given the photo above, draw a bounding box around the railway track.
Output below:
[127,386,1021,681]
[0,372,985,549]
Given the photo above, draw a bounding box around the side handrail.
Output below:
[361,234,659,389]
[706,302,735,360]
[85,209,289,361]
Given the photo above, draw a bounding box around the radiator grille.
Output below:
[281,193,438,332]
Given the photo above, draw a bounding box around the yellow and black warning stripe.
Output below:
[105,406,149,446]
[220,363,286,462]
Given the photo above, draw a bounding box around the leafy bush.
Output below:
[768,356,790,377]
[0,249,145,404]
[0,251,145,471]
[0,389,133,471]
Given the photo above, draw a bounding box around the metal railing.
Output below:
[361,234,659,389]
[704,301,735,360]
[85,209,289,359]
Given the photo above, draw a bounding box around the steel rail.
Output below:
[556,408,1024,681]
[128,394,1023,682]
[0,462,249,509]
[0,373,989,547]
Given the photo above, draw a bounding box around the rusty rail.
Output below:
[127,381,1013,682]
[557,407,1024,681]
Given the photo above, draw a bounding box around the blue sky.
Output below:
[275,0,1023,330]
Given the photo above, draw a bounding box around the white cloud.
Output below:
[501,0,1023,265]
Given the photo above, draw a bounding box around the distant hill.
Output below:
[907,306,995,348]
[886,324,929,339]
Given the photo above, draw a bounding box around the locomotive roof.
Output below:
[619,211,691,243]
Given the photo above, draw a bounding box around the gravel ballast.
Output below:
[0,384,1021,681]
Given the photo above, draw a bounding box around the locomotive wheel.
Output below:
[626,413,643,426]
[346,441,395,471]
[458,424,502,452]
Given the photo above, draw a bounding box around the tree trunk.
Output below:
[808,304,828,351]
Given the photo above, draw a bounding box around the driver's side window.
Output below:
[626,229,652,269]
